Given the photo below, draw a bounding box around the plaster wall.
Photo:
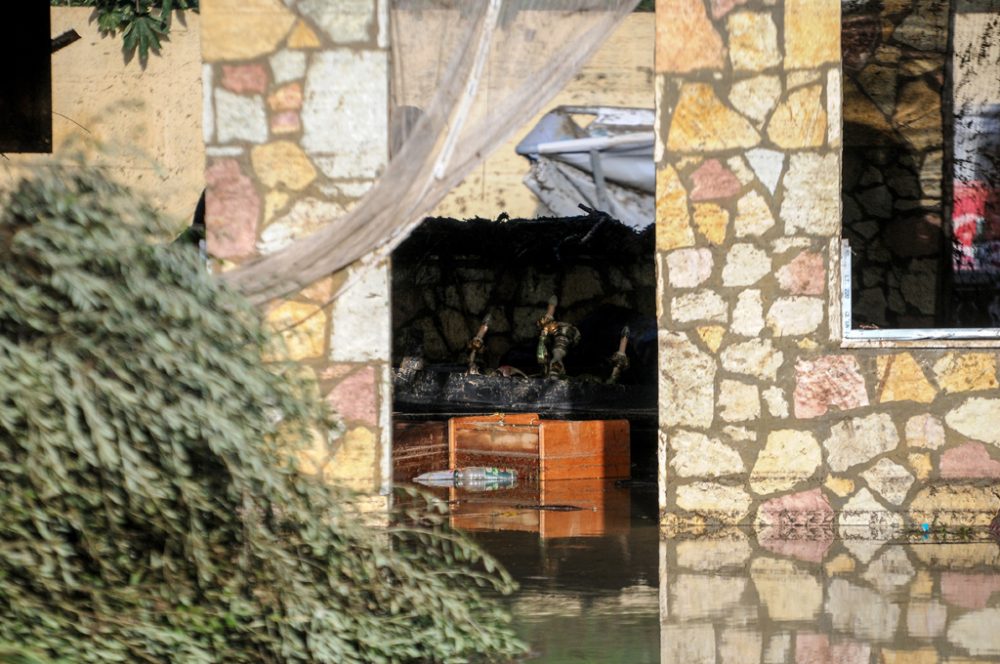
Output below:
[1,7,204,226]
[201,0,392,498]
[655,0,1000,538]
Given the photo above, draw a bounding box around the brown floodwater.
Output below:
[446,480,1000,663]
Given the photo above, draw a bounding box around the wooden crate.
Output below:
[448,413,630,481]
[392,420,449,482]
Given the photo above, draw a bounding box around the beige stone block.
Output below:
[945,398,1000,446]
[766,296,823,336]
[862,546,915,594]
[787,70,822,89]
[324,426,378,492]
[732,290,765,337]
[824,413,899,473]
[734,190,775,237]
[655,0,726,73]
[767,85,827,148]
[762,386,789,417]
[881,649,938,664]
[750,429,821,494]
[947,609,1000,657]
[877,353,937,403]
[660,332,716,428]
[826,578,900,641]
[202,0,297,62]
[675,482,751,525]
[908,485,1000,529]
[667,83,760,152]
[727,11,780,71]
[287,20,322,49]
[670,429,745,478]
[670,574,747,620]
[907,601,948,639]
[751,557,823,622]
[719,628,762,664]
[656,165,696,251]
[721,339,784,380]
[728,75,782,125]
[933,352,999,393]
[722,243,771,286]
[824,553,855,575]
[661,623,716,664]
[666,247,713,287]
[838,488,903,540]
[676,533,752,571]
[718,379,761,422]
[266,300,327,360]
[696,325,726,353]
[824,475,854,497]
[780,152,841,236]
[784,0,840,69]
[692,202,730,245]
[672,290,728,324]
[263,189,291,224]
[251,141,317,191]
[908,452,932,481]
[905,414,946,450]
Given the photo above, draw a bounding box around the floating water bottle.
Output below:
[414,466,517,487]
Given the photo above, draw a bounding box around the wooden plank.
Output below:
[538,420,630,481]
[392,420,448,482]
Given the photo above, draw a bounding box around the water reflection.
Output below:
[660,532,1000,664]
[457,480,661,663]
[441,479,1000,663]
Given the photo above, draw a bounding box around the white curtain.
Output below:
[221,0,640,305]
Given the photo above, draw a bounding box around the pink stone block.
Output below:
[941,572,1000,610]
[757,489,834,563]
[709,0,749,19]
[688,159,742,201]
[777,251,826,295]
[794,355,870,419]
[270,111,301,135]
[205,159,260,260]
[221,63,269,95]
[940,442,1000,479]
[326,366,377,426]
[796,634,869,664]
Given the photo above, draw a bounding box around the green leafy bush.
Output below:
[53,0,198,64]
[0,167,524,663]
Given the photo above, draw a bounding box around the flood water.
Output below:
[447,480,1000,663]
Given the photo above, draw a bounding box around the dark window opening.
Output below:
[0,3,52,153]
[842,0,1000,329]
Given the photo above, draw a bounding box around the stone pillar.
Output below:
[655,0,1000,538]
[201,0,392,499]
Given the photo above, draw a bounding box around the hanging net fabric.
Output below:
[220,0,640,305]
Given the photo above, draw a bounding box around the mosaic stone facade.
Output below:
[201,0,391,495]
[655,0,1000,535]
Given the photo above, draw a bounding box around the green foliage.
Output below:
[0,166,524,663]
[52,0,198,65]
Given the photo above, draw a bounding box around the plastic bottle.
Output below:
[414,466,517,487]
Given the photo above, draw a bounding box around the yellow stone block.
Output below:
[264,189,290,224]
[692,203,728,245]
[933,352,999,393]
[266,300,327,360]
[784,0,840,69]
[287,19,322,49]
[910,569,933,598]
[300,272,347,303]
[877,353,937,403]
[251,141,317,192]
[880,649,938,664]
[325,426,378,493]
[797,338,819,350]
[766,85,827,149]
[908,485,1000,529]
[843,79,893,133]
[824,553,855,575]
[656,165,696,251]
[696,325,726,353]
[294,426,332,476]
[908,452,932,481]
[202,0,296,62]
[824,475,854,497]
[655,0,725,73]
[667,83,760,153]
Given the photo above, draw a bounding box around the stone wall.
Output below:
[655,0,1000,536]
[201,0,392,495]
